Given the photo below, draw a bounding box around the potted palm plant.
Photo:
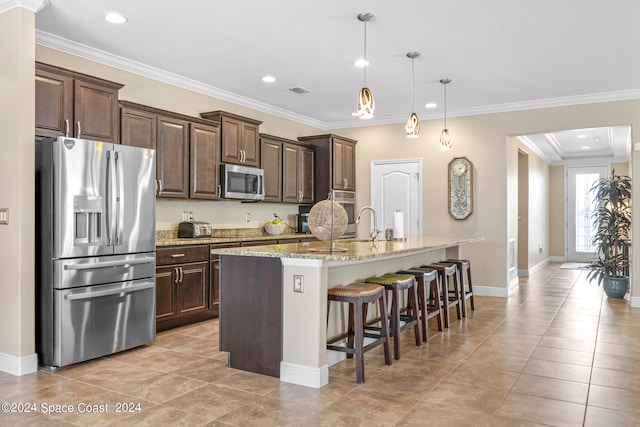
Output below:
[583,171,631,298]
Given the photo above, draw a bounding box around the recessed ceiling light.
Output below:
[354,59,369,67]
[261,75,276,83]
[425,102,437,109]
[581,145,591,150]
[105,13,127,24]
[577,134,587,139]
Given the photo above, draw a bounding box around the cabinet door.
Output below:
[120,107,156,149]
[190,122,220,200]
[220,116,242,164]
[299,147,315,203]
[241,122,260,167]
[74,79,119,143]
[282,144,300,203]
[156,266,178,321]
[35,68,73,138]
[261,138,283,202]
[157,115,189,198]
[178,261,208,316]
[343,141,356,191]
[332,138,345,190]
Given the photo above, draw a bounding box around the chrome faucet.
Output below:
[355,206,379,246]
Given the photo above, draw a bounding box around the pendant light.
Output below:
[405,52,420,138]
[356,13,374,119]
[439,78,452,150]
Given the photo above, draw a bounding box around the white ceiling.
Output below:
[31,1,640,161]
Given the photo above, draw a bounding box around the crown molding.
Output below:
[35,29,640,132]
[0,0,49,14]
[35,30,327,130]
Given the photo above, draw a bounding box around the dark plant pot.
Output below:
[603,276,629,298]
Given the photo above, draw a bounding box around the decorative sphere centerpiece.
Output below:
[308,197,348,252]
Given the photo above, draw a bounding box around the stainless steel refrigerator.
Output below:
[36,136,157,367]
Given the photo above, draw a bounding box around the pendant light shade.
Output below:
[439,78,452,150]
[356,13,374,119]
[405,52,420,138]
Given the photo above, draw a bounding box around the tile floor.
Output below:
[3,263,640,426]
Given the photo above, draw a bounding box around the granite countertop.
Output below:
[209,236,484,261]
[156,232,315,247]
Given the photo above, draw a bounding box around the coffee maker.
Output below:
[296,205,311,234]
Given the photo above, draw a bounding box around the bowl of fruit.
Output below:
[264,218,287,235]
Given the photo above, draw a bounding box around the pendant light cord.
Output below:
[443,83,447,128]
[411,58,415,112]
[363,21,367,86]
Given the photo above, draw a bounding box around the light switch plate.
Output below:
[293,274,304,293]
[0,208,8,225]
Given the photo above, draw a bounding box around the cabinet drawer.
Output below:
[157,245,209,265]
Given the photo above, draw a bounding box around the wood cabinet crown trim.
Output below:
[119,100,220,127]
[36,62,124,90]
[297,134,357,145]
[200,110,263,126]
[260,133,315,149]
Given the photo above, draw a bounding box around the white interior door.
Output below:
[371,159,422,237]
[566,165,608,262]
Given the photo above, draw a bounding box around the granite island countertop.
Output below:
[209,236,484,261]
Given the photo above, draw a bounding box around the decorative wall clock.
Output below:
[448,157,473,220]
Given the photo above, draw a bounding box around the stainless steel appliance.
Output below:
[332,190,356,238]
[36,136,157,367]
[220,163,265,200]
[178,220,213,238]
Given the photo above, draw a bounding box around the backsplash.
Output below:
[155,199,301,232]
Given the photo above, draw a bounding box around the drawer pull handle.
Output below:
[171,253,185,258]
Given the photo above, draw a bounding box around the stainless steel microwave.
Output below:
[220,163,265,200]
[332,190,356,238]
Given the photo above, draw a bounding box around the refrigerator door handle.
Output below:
[64,280,155,301]
[105,151,115,245]
[115,151,125,246]
[63,256,156,271]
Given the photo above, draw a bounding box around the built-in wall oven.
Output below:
[332,190,356,238]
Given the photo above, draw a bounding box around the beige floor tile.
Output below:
[217,396,318,426]
[395,401,495,426]
[590,367,640,391]
[163,383,258,419]
[510,373,589,404]
[112,371,208,404]
[324,387,419,425]
[497,393,585,426]
[595,341,638,358]
[274,380,357,410]
[584,405,640,427]
[530,345,594,366]
[522,358,592,383]
[212,369,281,395]
[110,404,213,426]
[294,409,389,427]
[588,384,640,414]
[537,335,595,352]
[592,352,640,372]
[422,379,512,415]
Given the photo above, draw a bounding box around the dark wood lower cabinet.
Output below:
[156,245,213,331]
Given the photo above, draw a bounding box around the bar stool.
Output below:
[421,263,462,327]
[327,283,391,383]
[446,259,475,315]
[365,273,421,360]
[396,268,443,342]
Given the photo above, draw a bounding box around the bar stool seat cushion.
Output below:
[328,283,385,298]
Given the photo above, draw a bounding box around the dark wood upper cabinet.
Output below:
[190,122,221,200]
[119,101,220,200]
[260,134,284,202]
[200,111,262,167]
[298,134,357,202]
[282,142,314,204]
[157,115,190,198]
[35,62,122,144]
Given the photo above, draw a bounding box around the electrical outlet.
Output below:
[245,212,250,222]
[0,208,7,225]
[293,274,304,293]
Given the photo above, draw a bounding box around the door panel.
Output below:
[54,138,112,258]
[566,166,608,262]
[74,80,118,143]
[35,70,72,137]
[157,116,189,198]
[190,123,220,200]
[179,262,208,316]
[113,143,156,254]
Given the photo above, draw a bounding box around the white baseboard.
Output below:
[473,286,509,298]
[280,361,328,388]
[518,269,529,277]
[629,295,640,308]
[528,258,549,276]
[0,352,38,376]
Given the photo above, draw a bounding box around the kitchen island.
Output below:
[212,236,482,388]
